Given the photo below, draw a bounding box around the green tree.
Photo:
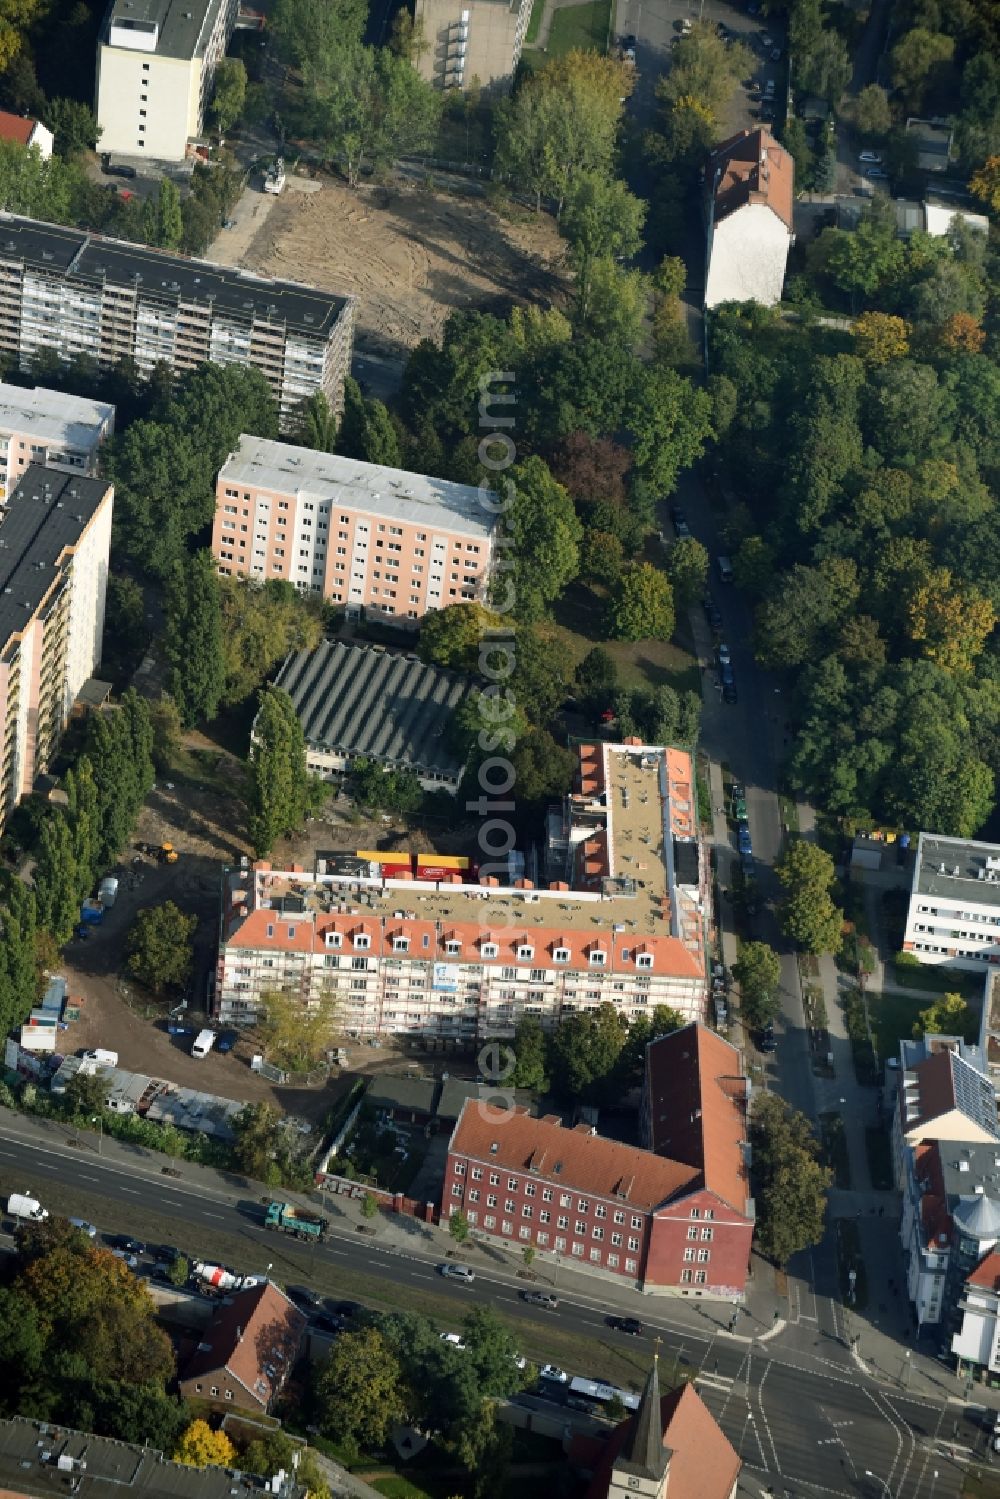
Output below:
[174,1421,237,1468]
[732,941,782,1029]
[576,645,617,709]
[775,841,843,956]
[854,84,891,139]
[504,457,582,623]
[891,28,954,111]
[461,1305,526,1396]
[580,529,625,586]
[508,1017,549,1089]
[560,173,646,321]
[247,686,312,857]
[164,551,225,727]
[125,902,196,993]
[798,29,851,107]
[295,391,338,452]
[63,1070,110,1119]
[549,1003,628,1104]
[314,1326,405,1454]
[336,376,402,466]
[509,728,575,802]
[232,1102,288,1183]
[271,0,368,72]
[449,1209,470,1245]
[166,1255,190,1288]
[607,563,675,642]
[627,367,713,496]
[46,97,101,158]
[108,424,212,578]
[209,58,247,134]
[300,45,441,187]
[495,50,631,212]
[258,986,338,1070]
[750,1093,831,1267]
[241,1431,297,1480]
[153,178,183,251]
[33,812,79,944]
[219,576,324,708]
[665,535,709,607]
[361,1192,380,1222]
[418,602,496,672]
[913,991,978,1044]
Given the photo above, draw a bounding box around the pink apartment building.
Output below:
[212,435,497,621]
[0,383,115,509]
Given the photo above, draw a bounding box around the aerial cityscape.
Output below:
[0,0,994,1496]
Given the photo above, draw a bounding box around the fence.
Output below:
[314,1169,437,1224]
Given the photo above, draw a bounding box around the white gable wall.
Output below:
[705,203,790,309]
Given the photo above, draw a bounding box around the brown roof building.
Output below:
[583,1358,740,1499]
[0,111,53,157]
[178,1281,306,1413]
[443,1024,753,1297]
[704,128,794,310]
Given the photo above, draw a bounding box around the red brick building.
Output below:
[442,1023,753,1297]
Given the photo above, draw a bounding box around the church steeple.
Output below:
[608,1346,671,1498]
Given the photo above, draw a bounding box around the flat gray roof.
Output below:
[0,215,350,339]
[220,435,496,541]
[0,382,114,450]
[915,833,1000,909]
[275,640,474,779]
[0,466,111,647]
[105,0,224,61]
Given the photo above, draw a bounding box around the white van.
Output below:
[84,1048,118,1068]
[8,1192,48,1221]
[191,1029,216,1059]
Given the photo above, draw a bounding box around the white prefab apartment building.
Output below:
[0,384,115,508]
[96,0,238,162]
[414,0,532,94]
[705,128,794,310]
[214,743,709,1036]
[0,216,355,428]
[903,833,1000,970]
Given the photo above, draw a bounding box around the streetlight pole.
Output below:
[864,1471,892,1499]
[91,1115,103,1155]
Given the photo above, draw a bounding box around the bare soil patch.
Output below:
[241,178,569,355]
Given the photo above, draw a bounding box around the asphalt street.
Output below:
[1,1126,994,1497]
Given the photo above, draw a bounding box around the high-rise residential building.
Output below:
[214,742,708,1033]
[96,0,238,163]
[0,467,114,832]
[0,216,355,428]
[212,435,496,614]
[413,0,532,94]
[903,832,1000,970]
[0,383,115,508]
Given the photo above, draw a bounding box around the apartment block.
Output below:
[215,742,709,1035]
[213,435,495,613]
[96,0,238,162]
[0,467,114,831]
[903,832,1000,970]
[414,0,532,94]
[0,383,115,507]
[0,216,355,428]
[443,1024,750,1296]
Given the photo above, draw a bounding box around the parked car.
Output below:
[703,595,723,631]
[68,1218,98,1238]
[720,661,735,687]
[741,851,755,880]
[723,682,738,704]
[439,1262,476,1283]
[770,46,781,60]
[731,789,747,821]
[113,1236,146,1254]
[288,1285,322,1311]
[328,1299,362,1317]
[608,1316,645,1335]
[758,1024,777,1053]
[717,642,732,667]
[737,824,752,857]
[215,1029,238,1054]
[567,1396,595,1412]
[440,1332,466,1349]
[522,1290,559,1309]
[312,1313,347,1335]
[859,150,883,164]
[112,1249,139,1269]
[765,78,776,95]
[540,1364,569,1383]
[675,516,691,539]
[866,167,889,180]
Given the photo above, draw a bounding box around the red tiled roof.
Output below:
[915,1142,950,1250]
[585,1382,741,1499]
[449,1102,698,1211]
[0,111,35,146]
[645,1023,750,1215]
[182,1281,306,1407]
[968,1249,1000,1292]
[709,128,794,233]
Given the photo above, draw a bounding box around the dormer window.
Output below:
[481,942,498,958]
[353,934,371,951]
[393,935,409,952]
[517,945,534,961]
[445,940,461,955]
[325,931,341,948]
[554,947,571,963]
[589,949,606,966]
[636,952,653,969]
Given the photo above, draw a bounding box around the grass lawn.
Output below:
[888,960,982,999]
[547,0,612,52]
[868,989,924,1061]
[524,0,544,44]
[819,1112,851,1189]
[370,1479,455,1499]
[865,1126,893,1191]
[964,1472,1000,1498]
[546,581,700,696]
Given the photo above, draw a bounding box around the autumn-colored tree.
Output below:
[936,312,986,356]
[174,1421,238,1468]
[969,156,1000,213]
[852,311,910,365]
[907,567,996,674]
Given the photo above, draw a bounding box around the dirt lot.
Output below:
[241,177,569,356]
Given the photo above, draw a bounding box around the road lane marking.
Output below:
[80,1175,99,1182]
[121,1187,138,1194]
[202,1212,224,1220]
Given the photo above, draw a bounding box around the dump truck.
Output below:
[264,1201,329,1240]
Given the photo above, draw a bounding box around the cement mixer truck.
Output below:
[192,1261,264,1293]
